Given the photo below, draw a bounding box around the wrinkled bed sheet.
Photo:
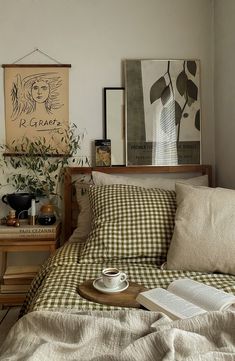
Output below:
[1,309,235,360]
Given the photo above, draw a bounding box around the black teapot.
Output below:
[2,193,35,219]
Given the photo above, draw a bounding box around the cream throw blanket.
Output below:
[0,310,234,360]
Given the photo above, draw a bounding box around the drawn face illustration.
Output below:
[97,148,110,165]
[31,80,50,103]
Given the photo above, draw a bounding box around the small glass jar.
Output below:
[38,204,56,226]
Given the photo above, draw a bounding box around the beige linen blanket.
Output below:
[0,310,235,360]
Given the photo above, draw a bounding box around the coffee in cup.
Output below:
[101,268,127,289]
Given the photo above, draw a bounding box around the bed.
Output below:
[1,165,235,360]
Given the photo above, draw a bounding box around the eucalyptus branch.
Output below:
[0,123,87,202]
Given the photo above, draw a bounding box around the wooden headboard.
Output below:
[63,165,212,242]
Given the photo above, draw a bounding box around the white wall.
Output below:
[214,0,235,188]
[0,0,214,266]
[0,0,214,163]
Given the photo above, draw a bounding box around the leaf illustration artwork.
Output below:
[187,61,197,76]
[161,85,171,106]
[125,59,201,166]
[187,79,198,101]
[160,103,174,135]
[160,100,182,134]
[150,76,166,104]
[149,60,199,143]
[176,71,188,96]
[195,109,200,131]
[174,101,182,125]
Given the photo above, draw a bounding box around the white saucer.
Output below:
[93,277,129,294]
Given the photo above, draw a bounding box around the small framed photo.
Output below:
[95,139,111,167]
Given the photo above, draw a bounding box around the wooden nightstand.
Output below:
[0,220,61,306]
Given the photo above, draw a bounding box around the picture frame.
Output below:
[95,139,111,167]
[104,87,125,166]
[125,59,201,166]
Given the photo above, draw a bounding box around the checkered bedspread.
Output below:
[20,242,235,316]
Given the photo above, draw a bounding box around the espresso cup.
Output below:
[101,268,127,289]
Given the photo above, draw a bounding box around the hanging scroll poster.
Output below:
[3,64,70,153]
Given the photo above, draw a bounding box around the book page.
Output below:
[137,288,206,319]
[168,279,235,311]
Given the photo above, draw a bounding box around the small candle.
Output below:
[31,199,36,216]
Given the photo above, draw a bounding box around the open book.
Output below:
[136,278,235,320]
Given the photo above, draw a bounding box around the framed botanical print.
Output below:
[3,64,71,153]
[125,59,201,166]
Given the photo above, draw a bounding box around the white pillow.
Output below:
[166,183,235,275]
[92,171,208,190]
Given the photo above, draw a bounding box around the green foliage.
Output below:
[0,124,89,199]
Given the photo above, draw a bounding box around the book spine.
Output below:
[3,278,34,285]
[1,285,30,293]
[0,228,57,234]
[4,274,37,279]
[4,265,40,274]
[0,231,57,239]
[0,293,26,300]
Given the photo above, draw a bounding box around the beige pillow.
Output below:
[92,171,208,189]
[166,183,235,275]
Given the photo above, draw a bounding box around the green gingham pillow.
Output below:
[79,184,176,265]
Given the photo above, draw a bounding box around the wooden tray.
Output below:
[78,280,148,308]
